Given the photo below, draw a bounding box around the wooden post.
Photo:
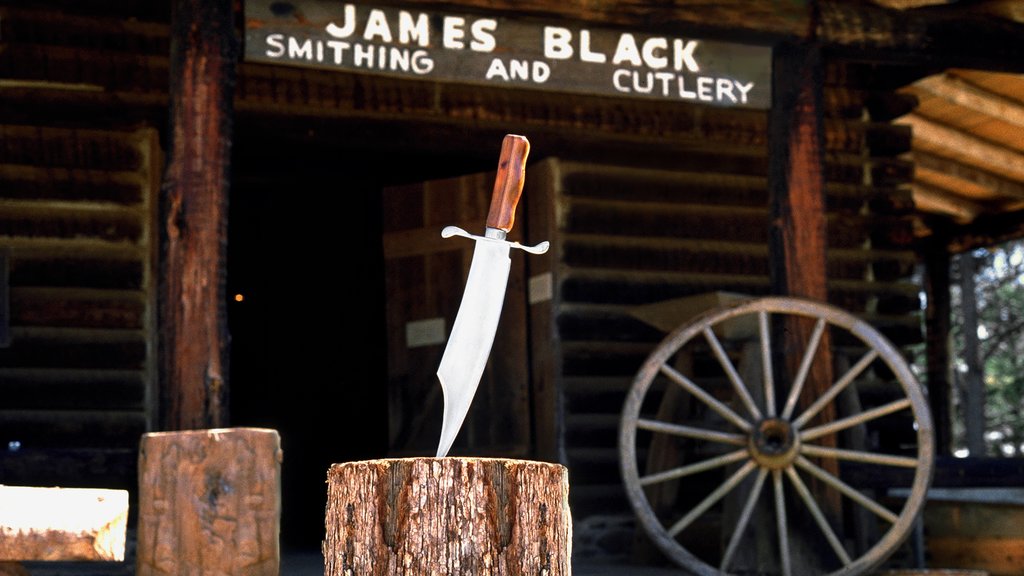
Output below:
[924,244,953,456]
[136,428,282,576]
[325,458,571,575]
[160,0,238,430]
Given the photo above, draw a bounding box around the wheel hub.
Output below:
[749,417,800,469]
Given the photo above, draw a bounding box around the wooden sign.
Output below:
[244,1,772,109]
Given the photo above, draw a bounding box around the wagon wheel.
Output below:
[619,296,934,576]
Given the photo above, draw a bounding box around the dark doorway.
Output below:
[225,118,495,549]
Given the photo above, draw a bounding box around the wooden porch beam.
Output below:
[911,74,1024,129]
[911,181,985,223]
[159,0,238,430]
[912,151,1024,201]
[900,114,1024,181]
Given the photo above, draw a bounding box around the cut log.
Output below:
[136,427,282,576]
[325,457,571,575]
[0,485,128,561]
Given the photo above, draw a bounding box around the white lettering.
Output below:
[443,16,466,49]
[642,37,667,69]
[677,76,696,99]
[398,11,429,46]
[612,69,631,92]
[485,58,509,80]
[265,34,285,58]
[532,61,551,83]
[288,37,313,59]
[353,43,374,67]
[363,9,392,42]
[470,19,497,52]
[579,30,606,63]
[612,34,642,66]
[716,78,736,102]
[697,76,713,101]
[544,26,573,59]
[327,40,349,64]
[674,39,700,72]
[485,58,550,83]
[325,4,357,39]
[734,81,754,103]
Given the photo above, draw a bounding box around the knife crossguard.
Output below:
[441,225,550,255]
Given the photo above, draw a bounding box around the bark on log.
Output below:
[136,428,282,576]
[325,458,571,575]
[0,485,128,561]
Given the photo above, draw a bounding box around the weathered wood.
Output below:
[160,0,237,429]
[136,428,281,576]
[0,485,128,561]
[325,458,571,576]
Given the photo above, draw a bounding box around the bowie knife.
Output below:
[435,134,549,458]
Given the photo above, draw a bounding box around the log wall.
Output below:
[0,124,159,487]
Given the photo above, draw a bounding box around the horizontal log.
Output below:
[0,409,147,449]
[0,368,144,410]
[0,165,146,205]
[9,257,144,290]
[0,125,149,172]
[0,7,168,54]
[0,205,144,243]
[0,485,128,561]
[561,235,916,281]
[0,328,147,370]
[0,448,136,489]
[10,289,145,329]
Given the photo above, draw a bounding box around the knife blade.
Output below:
[435,134,548,458]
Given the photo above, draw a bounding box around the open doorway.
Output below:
[225,118,496,549]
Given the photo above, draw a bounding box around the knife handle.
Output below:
[486,134,530,234]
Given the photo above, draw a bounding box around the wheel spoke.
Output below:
[759,310,777,417]
[781,318,827,420]
[640,449,749,486]
[784,466,852,565]
[793,348,880,429]
[801,444,919,468]
[637,418,747,446]
[660,364,753,432]
[772,470,792,576]
[801,398,913,442]
[795,456,899,524]
[667,460,758,537]
[703,327,763,421]
[720,467,769,571]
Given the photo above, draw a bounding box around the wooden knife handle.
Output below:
[486,134,530,233]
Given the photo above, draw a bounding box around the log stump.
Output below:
[136,427,282,576]
[325,458,572,575]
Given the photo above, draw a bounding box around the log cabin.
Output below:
[1,0,1023,572]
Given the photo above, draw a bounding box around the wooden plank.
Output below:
[160,0,237,430]
[0,485,128,561]
[10,288,145,329]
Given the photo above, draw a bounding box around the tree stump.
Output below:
[325,458,572,575]
[136,428,282,576]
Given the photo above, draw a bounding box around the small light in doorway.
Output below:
[234,293,245,303]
